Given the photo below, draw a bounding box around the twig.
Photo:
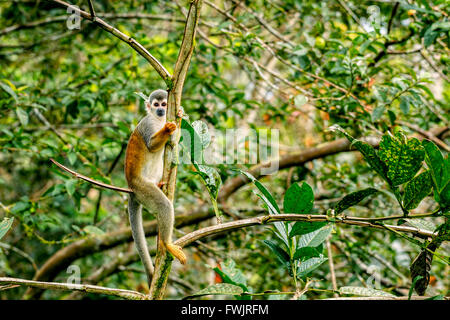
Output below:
[50,158,132,193]
[50,0,171,83]
[326,240,338,297]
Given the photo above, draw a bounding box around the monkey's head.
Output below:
[146,89,168,119]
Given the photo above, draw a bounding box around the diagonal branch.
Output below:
[50,0,171,83]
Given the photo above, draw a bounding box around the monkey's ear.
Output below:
[145,101,151,112]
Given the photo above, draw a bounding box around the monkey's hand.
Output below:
[164,122,177,135]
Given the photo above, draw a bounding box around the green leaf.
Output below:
[329,125,389,182]
[297,224,333,248]
[293,245,323,261]
[65,179,77,197]
[185,283,244,299]
[192,120,211,149]
[16,108,29,126]
[289,221,327,237]
[339,286,395,297]
[0,217,14,240]
[422,140,450,208]
[371,105,385,122]
[213,259,248,290]
[181,119,203,164]
[83,225,105,236]
[241,171,280,214]
[335,188,378,214]
[297,255,327,277]
[263,240,290,270]
[0,80,18,102]
[283,181,314,214]
[403,171,433,210]
[67,152,77,166]
[399,96,410,114]
[378,132,425,186]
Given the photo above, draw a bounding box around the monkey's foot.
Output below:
[177,108,184,118]
[166,243,187,265]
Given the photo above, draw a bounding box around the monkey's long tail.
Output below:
[128,194,154,287]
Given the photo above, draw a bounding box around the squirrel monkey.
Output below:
[125,89,186,285]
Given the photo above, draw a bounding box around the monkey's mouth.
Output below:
[156,108,165,117]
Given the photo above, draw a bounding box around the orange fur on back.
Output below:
[125,131,146,186]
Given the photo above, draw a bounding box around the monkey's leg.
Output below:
[128,193,154,286]
[134,180,187,265]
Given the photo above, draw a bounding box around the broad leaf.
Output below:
[403,171,432,210]
[289,221,327,237]
[293,245,323,261]
[263,240,290,271]
[335,188,378,214]
[378,132,425,186]
[283,181,314,214]
[297,255,327,277]
[297,224,333,248]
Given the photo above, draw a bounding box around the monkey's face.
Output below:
[147,98,167,119]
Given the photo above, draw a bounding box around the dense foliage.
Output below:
[0,0,449,300]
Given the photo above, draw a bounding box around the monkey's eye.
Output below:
[162,102,167,107]
[154,102,159,107]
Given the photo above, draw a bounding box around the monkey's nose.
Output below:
[156,108,165,117]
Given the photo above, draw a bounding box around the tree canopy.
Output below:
[0,0,449,300]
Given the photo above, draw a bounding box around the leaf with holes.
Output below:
[335,188,378,214]
[403,171,433,210]
[378,132,425,186]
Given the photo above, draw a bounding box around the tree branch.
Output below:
[1,277,146,300]
[49,0,171,83]
[150,0,203,300]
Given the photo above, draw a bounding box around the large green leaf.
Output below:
[378,132,425,186]
[0,217,14,240]
[422,140,450,209]
[335,188,378,214]
[289,221,327,237]
[297,224,333,248]
[297,255,327,277]
[293,245,323,261]
[283,181,314,214]
[263,240,290,271]
[403,171,433,210]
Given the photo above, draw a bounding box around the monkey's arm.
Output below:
[147,122,176,152]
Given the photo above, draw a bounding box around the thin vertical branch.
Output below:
[149,0,203,300]
[326,240,338,297]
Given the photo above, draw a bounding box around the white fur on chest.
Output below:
[143,118,165,183]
